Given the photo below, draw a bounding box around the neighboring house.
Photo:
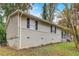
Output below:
[6,10,70,49]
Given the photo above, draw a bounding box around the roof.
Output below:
[6,10,71,32]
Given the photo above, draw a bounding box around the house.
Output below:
[6,10,70,49]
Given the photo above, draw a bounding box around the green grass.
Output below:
[0,42,79,56]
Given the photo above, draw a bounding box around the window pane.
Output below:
[27,18,30,28]
[30,19,35,30]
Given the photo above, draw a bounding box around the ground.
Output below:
[0,42,79,56]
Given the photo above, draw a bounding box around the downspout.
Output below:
[18,11,23,49]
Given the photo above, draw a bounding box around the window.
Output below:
[30,19,35,30]
[61,30,67,38]
[61,30,63,38]
[27,18,38,30]
[54,26,56,33]
[52,26,56,33]
[27,18,30,28]
[35,21,38,30]
[50,25,52,33]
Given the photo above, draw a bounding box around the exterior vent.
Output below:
[41,37,44,40]
[27,37,30,39]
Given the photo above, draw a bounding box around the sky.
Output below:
[30,3,65,18]
[29,3,66,24]
[30,3,44,18]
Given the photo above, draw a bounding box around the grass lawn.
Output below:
[0,42,79,56]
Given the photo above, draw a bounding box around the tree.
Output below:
[41,3,48,20]
[41,3,57,23]
[0,8,6,44]
[58,18,67,27]
[0,3,33,17]
[58,3,79,49]
[0,23,6,45]
[47,3,56,22]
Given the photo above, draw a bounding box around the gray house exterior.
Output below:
[6,10,70,49]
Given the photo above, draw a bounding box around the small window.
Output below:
[30,19,36,30]
[61,30,63,38]
[50,25,52,33]
[27,18,30,28]
[54,26,56,33]
[61,30,66,38]
[35,21,38,30]
[52,26,56,33]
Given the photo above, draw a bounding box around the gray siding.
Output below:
[6,14,20,49]
[21,28,61,49]
[6,13,64,49]
[20,16,62,49]
[7,38,20,49]
[38,22,51,32]
[6,15,18,39]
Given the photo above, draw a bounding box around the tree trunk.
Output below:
[75,36,79,49]
[73,25,79,49]
[76,44,79,49]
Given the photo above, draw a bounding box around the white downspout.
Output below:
[18,11,23,49]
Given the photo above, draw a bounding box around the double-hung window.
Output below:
[27,18,30,28]
[35,21,38,30]
[52,26,56,33]
[27,18,38,30]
